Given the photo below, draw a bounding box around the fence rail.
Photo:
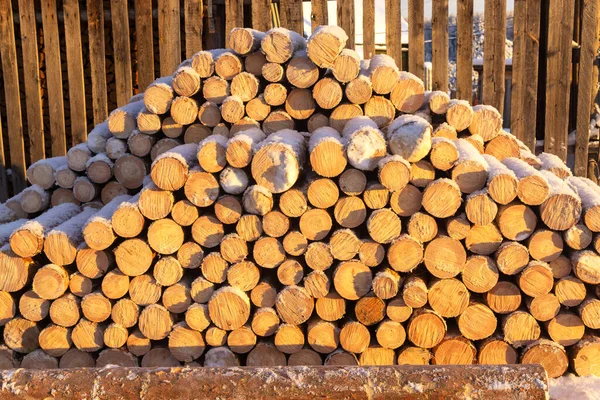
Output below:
[0,0,598,200]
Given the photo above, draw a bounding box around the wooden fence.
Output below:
[0,0,598,201]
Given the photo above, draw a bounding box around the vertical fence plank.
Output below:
[185,0,203,57]
[17,0,45,162]
[225,0,243,43]
[363,0,375,58]
[544,0,575,160]
[0,110,7,201]
[41,0,66,156]
[63,0,87,145]
[386,0,402,68]
[338,0,355,48]
[310,0,328,30]
[0,0,27,193]
[111,0,133,106]
[280,0,303,34]
[483,0,506,114]
[456,0,473,101]
[134,0,154,91]
[511,0,527,143]
[159,0,181,76]
[87,0,108,125]
[253,0,272,31]
[431,0,448,91]
[575,0,599,176]
[408,0,424,80]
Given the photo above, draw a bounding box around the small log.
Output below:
[410,160,436,188]
[68,143,92,172]
[288,348,322,366]
[555,276,587,307]
[397,346,432,365]
[138,182,175,220]
[495,241,529,276]
[72,319,104,352]
[528,229,563,262]
[108,100,145,139]
[478,337,517,365]
[339,321,370,353]
[184,124,211,144]
[153,256,183,286]
[151,138,182,161]
[144,76,174,114]
[521,340,569,379]
[246,95,271,121]
[262,110,295,134]
[364,96,396,127]
[331,49,361,83]
[502,157,550,206]
[59,348,95,368]
[313,77,342,109]
[306,25,348,67]
[425,91,451,114]
[451,139,488,193]
[113,153,147,190]
[101,269,130,300]
[214,52,243,80]
[300,208,332,241]
[190,276,215,303]
[363,183,389,210]
[185,303,211,332]
[127,329,151,356]
[114,238,154,277]
[49,293,80,328]
[368,54,400,94]
[227,261,260,291]
[170,96,200,125]
[191,49,227,77]
[138,304,174,340]
[462,255,499,293]
[228,28,265,55]
[386,296,413,323]
[486,281,522,314]
[68,273,93,297]
[253,237,284,269]
[286,53,320,88]
[279,188,308,218]
[428,278,470,318]
[150,143,197,191]
[465,190,498,226]
[307,319,340,354]
[44,207,97,266]
[20,185,50,214]
[213,195,242,225]
[304,242,333,271]
[251,307,280,337]
[236,214,263,242]
[277,259,303,286]
[276,285,314,325]
[21,349,58,369]
[457,303,497,341]
[465,223,503,255]
[274,323,305,354]
[86,122,112,154]
[421,179,461,218]
[484,131,520,161]
[325,350,358,366]
[402,273,428,308]
[262,62,285,82]
[338,168,367,196]
[518,261,554,298]
[307,177,339,209]
[201,252,229,284]
[579,297,600,329]
[571,335,600,376]
[136,107,162,135]
[366,208,401,244]
[537,171,581,231]
[496,203,537,241]
[209,286,251,330]
[304,270,330,298]
[111,298,140,328]
[247,341,287,366]
[286,88,316,120]
[547,312,585,346]
[446,213,471,240]
[432,334,477,366]
[192,214,224,248]
[502,311,541,347]
[19,290,49,323]
[261,28,306,63]
[445,99,474,131]
[315,291,346,322]
[82,194,130,250]
[172,65,202,97]
[563,223,593,250]
[345,71,373,105]
[407,309,447,349]
[430,137,458,171]
[527,293,561,322]
[333,260,372,300]
[407,212,438,243]
[203,76,231,104]
[390,184,422,217]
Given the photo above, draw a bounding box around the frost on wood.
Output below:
[86,122,112,154]
[83,195,132,230]
[481,154,517,181]
[220,167,249,195]
[86,153,114,170]
[26,156,68,184]
[538,153,572,177]
[342,117,386,171]
[567,177,600,208]
[0,219,27,244]
[539,171,579,198]
[386,115,433,162]
[454,139,487,169]
[227,128,266,151]
[501,157,543,179]
[342,116,378,137]
[47,207,98,244]
[11,203,81,238]
[308,127,344,153]
[152,143,199,169]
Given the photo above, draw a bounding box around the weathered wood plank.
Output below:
[87,0,108,125]
[41,0,66,157]
[456,0,473,101]
[17,0,45,162]
[362,0,375,59]
[431,0,448,91]
[185,0,203,57]
[280,0,303,34]
[575,0,599,176]
[483,0,506,114]
[63,0,87,145]
[386,0,402,69]
[134,0,155,91]
[544,0,575,160]
[511,0,527,143]
[0,0,27,193]
[408,0,424,80]
[225,0,243,44]
[110,0,133,107]
[158,0,181,77]
[310,0,328,30]
[338,0,355,49]
[522,0,541,151]
[252,0,271,31]
[0,108,7,201]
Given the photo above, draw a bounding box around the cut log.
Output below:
[368,54,400,94]
[363,183,390,210]
[315,291,346,322]
[468,105,502,141]
[465,190,498,226]
[263,110,295,134]
[283,231,308,256]
[478,337,518,365]
[518,261,554,298]
[299,208,332,241]
[191,49,227,77]
[81,292,112,322]
[143,76,174,114]
[502,311,541,347]
[27,156,67,189]
[451,139,488,193]
[428,278,470,317]
[209,286,251,330]
[228,28,265,55]
[423,236,466,279]
[102,270,130,300]
[219,167,249,196]
[172,65,202,97]
[138,304,173,340]
[527,293,561,322]
[59,348,95,368]
[555,276,587,307]
[262,62,285,82]
[286,88,316,120]
[114,238,154,277]
[430,137,458,171]
[304,242,333,271]
[214,195,242,224]
[306,25,348,67]
[252,129,306,193]
[410,160,436,188]
[184,124,211,144]
[537,171,581,231]
[127,330,151,357]
[339,321,370,353]
[82,195,130,250]
[521,340,569,379]
[364,96,396,127]
[68,273,93,298]
[462,255,499,293]
[389,184,422,217]
[457,302,497,341]
[566,176,600,232]
[214,52,243,80]
[190,276,215,303]
[307,177,339,209]
[141,347,180,367]
[19,290,49,323]
[407,212,438,243]
[150,144,197,191]
[563,223,593,250]
[71,319,104,352]
[277,259,303,286]
[333,260,372,300]
[203,76,231,104]
[355,292,386,326]
[246,95,271,121]
[112,298,140,328]
[433,123,458,139]
[261,28,306,63]
[502,157,550,206]
[484,131,520,161]
[307,319,339,353]
[276,285,314,325]
[313,77,342,109]
[304,270,330,298]
[137,107,162,135]
[445,99,473,131]
[465,223,503,255]
[68,143,92,172]
[108,101,145,139]
[226,128,266,168]
[331,49,361,83]
[432,334,477,365]
[274,323,304,354]
[397,346,432,365]
[446,213,471,240]
[528,229,563,262]
[20,185,50,214]
[486,281,522,314]
[496,203,537,241]
[407,309,447,349]
[44,207,97,266]
[138,182,175,220]
[236,214,263,242]
[366,208,402,244]
[421,179,461,218]
[286,53,320,88]
[170,96,200,125]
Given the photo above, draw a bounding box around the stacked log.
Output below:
[0,25,597,378]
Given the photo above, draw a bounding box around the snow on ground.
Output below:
[550,375,600,400]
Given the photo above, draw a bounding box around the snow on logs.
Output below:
[0,24,598,377]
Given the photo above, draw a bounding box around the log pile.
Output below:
[0,25,598,378]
